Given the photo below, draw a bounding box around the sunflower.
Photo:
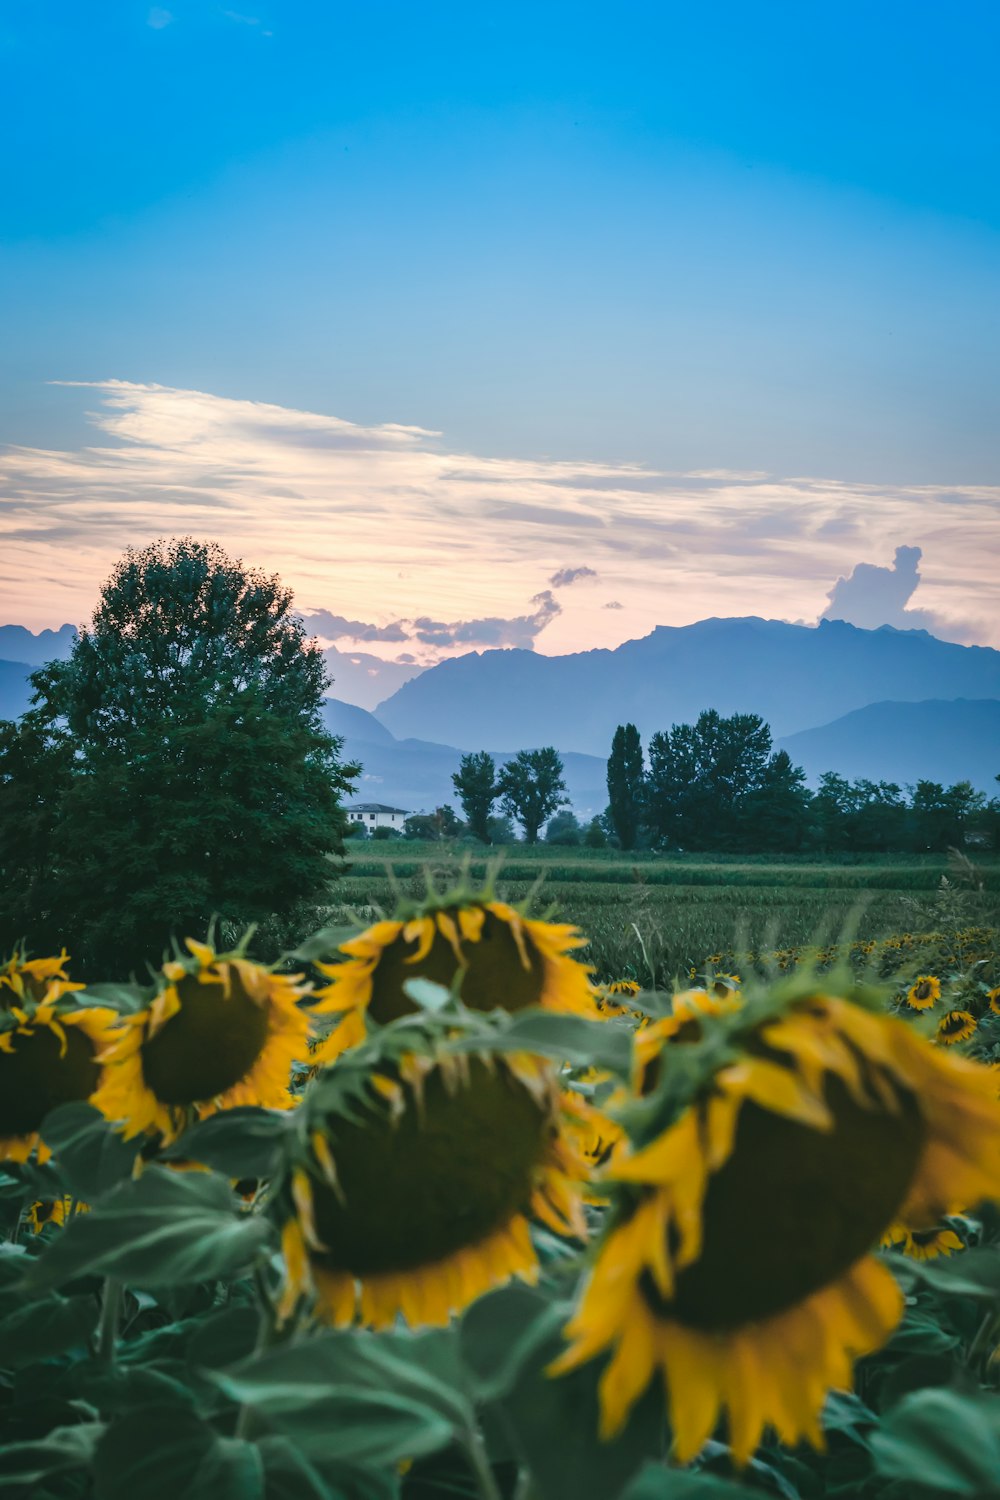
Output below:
[708,973,741,998]
[562,1086,626,1181]
[0,997,120,1162]
[988,986,1000,1016]
[551,987,1000,1465]
[93,939,312,1142]
[936,1010,977,1046]
[280,1046,588,1329]
[881,1221,964,1261]
[596,980,644,1020]
[24,1195,89,1234]
[906,976,940,1011]
[630,989,742,1090]
[313,896,596,1063]
[1,950,85,1007]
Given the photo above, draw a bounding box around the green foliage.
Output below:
[545,809,582,846]
[606,724,646,851]
[646,710,811,852]
[22,1166,275,1292]
[0,539,359,976]
[4,982,1000,1500]
[497,748,568,845]
[403,805,465,840]
[329,842,1000,987]
[487,812,517,844]
[452,752,500,843]
[584,816,609,848]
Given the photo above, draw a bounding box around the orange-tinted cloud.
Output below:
[1,380,996,653]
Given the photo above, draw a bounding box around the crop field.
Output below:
[333,842,1000,987]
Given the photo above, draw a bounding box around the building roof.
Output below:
[347,802,409,814]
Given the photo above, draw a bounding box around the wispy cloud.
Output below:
[1,380,997,654]
[299,595,560,652]
[147,7,173,29]
[549,565,597,587]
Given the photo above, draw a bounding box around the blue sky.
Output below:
[1,2,998,658]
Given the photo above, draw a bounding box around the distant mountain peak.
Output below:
[375,615,1000,755]
[0,623,76,667]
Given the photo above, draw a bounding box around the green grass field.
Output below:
[331,841,1000,987]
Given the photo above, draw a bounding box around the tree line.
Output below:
[413,748,581,845]
[399,711,999,853]
[605,712,999,854]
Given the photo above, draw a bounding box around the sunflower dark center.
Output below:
[643,1069,925,1332]
[914,981,934,1001]
[368,910,546,1024]
[308,1058,547,1275]
[141,972,270,1105]
[0,1025,101,1137]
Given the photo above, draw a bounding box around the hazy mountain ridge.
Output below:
[376,617,1000,753]
[777,699,1000,793]
[0,624,76,666]
[320,699,607,815]
[323,697,1000,812]
[3,618,999,803]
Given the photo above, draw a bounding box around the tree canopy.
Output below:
[0,539,358,976]
[451,751,499,843]
[497,748,568,844]
[606,723,645,850]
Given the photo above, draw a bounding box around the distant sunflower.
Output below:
[709,973,741,997]
[906,976,940,1011]
[313,897,596,1062]
[24,1195,89,1234]
[605,980,640,1000]
[0,997,119,1161]
[552,990,1000,1464]
[596,980,643,1020]
[1,950,84,1007]
[93,939,311,1142]
[280,1049,588,1328]
[936,1010,977,1046]
[881,1221,964,1261]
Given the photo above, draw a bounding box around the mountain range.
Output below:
[374,617,1000,752]
[2,617,998,806]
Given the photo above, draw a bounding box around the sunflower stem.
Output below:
[968,1307,1000,1377]
[462,1430,504,1500]
[235,1262,282,1439]
[97,1277,123,1367]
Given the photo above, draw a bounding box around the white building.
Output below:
[347,802,409,831]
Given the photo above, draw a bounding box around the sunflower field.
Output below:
[4,891,1000,1500]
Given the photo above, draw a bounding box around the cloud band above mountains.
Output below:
[0,379,995,653]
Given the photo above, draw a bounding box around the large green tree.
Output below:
[606,723,645,850]
[646,710,805,851]
[0,539,358,976]
[741,749,813,851]
[497,748,568,844]
[451,751,499,843]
